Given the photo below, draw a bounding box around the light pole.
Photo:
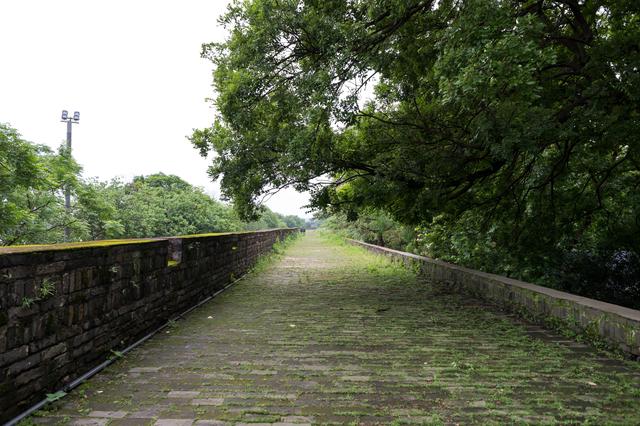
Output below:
[61,110,80,242]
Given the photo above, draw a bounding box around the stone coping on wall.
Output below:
[347,239,640,357]
[0,228,292,255]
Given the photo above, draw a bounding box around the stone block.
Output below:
[36,261,66,275]
[14,365,44,386]
[0,345,29,368]
[42,342,66,360]
[7,351,40,375]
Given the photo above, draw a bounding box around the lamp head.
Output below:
[61,110,68,120]
[73,111,80,122]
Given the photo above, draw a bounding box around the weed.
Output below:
[109,349,124,359]
[38,278,55,298]
[20,279,57,309]
[46,391,67,402]
[21,297,35,308]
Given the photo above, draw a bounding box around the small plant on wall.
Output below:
[21,278,57,309]
[38,278,56,299]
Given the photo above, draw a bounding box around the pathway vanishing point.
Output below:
[27,232,640,425]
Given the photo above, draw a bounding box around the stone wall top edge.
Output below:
[177,228,295,240]
[0,228,297,256]
[347,239,640,322]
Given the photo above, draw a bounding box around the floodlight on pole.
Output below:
[60,109,80,242]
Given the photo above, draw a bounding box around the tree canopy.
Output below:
[76,174,244,239]
[0,123,81,245]
[193,0,640,306]
[0,123,305,246]
[75,173,303,240]
[195,0,639,222]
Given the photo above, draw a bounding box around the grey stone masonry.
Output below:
[0,229,298,422]
[347,239,640,357]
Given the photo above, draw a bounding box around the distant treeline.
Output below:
[0,123,307,246]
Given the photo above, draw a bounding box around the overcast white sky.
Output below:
[0,0,312,218]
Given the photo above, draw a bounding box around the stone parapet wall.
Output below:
[347,239,640,358]
[0,229,298,421]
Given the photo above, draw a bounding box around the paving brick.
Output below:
[190,398,223,406]
[280,416,313,423]
[71,419,110,426]
[155,420,194,426]
[129,367,162,373]
[87,411,127,418]
[167,391,200,398]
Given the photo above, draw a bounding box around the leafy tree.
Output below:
[243,207,287,230]
[76,173,306,239]
[0,123,82,245]
[304,217,323,230]
[75,178,126,240]
[281,214,306,229]
[78,174,245,239]
[1,124,303,246]
[195,0,639,223]
[193,0,640,306]
[325,209,414,249]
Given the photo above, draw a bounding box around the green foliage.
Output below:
[0,123,82,245]
[281,214,306,229]
[19,279,57,309]
[81,174,243,238]
[38,278,56,299]
[242,207,287,230]
[324,210,414,251]
[304,217,323,230]
[21,297,35,309]
[1,124,305,245]
[76,173,303,239]
[195,0,640,306]
[45,391,66,402]
[109,349,124,359]
[74,178,126,240]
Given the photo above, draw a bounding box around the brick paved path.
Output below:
[30,232,640,425]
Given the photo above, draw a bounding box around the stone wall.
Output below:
[347,239,640,358]
[0,229,298,421]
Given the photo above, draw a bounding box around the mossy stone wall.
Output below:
[0,229,297,421]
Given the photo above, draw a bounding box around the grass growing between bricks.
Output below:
[23,231,640,425]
